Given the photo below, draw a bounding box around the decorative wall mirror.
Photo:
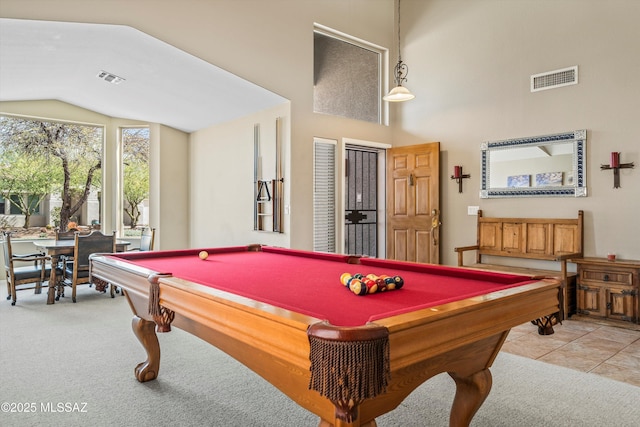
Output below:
[480,129,587,198]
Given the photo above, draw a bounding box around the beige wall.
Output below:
[2,0,639,265]
[190,103,291,248]
[1,0,395,253]
[395,0,640,264]
[150,124,190,250]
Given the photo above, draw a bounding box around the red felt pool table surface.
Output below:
[105,245,536,327]
[90,245,560,427]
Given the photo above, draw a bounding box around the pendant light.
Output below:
[384,0,415,102]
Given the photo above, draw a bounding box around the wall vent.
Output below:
[97,70,125,85]
[531,66,577,92]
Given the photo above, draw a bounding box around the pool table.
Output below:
[90,245,560,427]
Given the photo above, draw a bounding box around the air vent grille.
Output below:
[531,66,577,92]
[97,70,125,85]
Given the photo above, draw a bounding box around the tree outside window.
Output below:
[0,115,103,233]
[0,149,53,226]
[121,127,149,234]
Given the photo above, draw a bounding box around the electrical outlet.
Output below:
[468,206,480,215]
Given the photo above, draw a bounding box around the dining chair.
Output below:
[2,231,51,306]
[129,227,155,252]
[52,228,90,300]
[55,229,81,240]
[60,230,116,303]
[55,229,90,260]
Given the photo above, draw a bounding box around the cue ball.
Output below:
[199,251,209,260]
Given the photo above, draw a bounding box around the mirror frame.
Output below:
[480,129,587,198]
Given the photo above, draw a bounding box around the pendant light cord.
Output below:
[397,0,402,63]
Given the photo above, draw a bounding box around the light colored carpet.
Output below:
[1,285,639,426]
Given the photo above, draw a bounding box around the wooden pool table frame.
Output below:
[90,247,560,427]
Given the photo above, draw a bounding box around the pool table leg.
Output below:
[131,315,161,382]
[448,368,492,427]
[318,418,377,427]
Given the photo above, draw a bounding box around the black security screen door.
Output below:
[345,148,377,256]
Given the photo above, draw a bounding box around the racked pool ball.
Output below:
[199,251,209,260]
[340,273,352,286]
[349,279,367,295]
[346,276,357,289]
[364,278,378,294]
[392,275,404,289]
[384,277,396,290]
[351,279,368,296]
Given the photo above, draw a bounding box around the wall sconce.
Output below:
[600,152,634,188]
[451,165,470,193]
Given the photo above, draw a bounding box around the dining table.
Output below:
[33,238,130,304]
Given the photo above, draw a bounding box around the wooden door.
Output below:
[577,284,605,317]
[386,142,440,263]
[607,288,637,322]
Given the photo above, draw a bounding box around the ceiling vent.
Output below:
[97,70,125,85]
[531,66,577,92]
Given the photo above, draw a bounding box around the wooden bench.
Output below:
[454,210,583,322]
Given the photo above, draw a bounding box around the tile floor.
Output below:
[502,316,640,387]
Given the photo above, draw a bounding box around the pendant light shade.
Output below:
[384,0,414,102]
[384,84,415,102]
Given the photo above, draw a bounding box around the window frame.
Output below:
[119,126,150,238]
[0,113,104,230]
[313,23,389,125]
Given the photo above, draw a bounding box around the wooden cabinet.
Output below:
[573,258,640,324]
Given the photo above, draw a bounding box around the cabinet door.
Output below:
[607,288,639,323]
[577,285,605,317]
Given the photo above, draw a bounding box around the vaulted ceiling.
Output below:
[0,18,287,133]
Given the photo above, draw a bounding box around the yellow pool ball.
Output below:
[199,251,209,260]
[340,272,352,286]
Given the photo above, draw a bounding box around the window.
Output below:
[27,195,41,215]
[4,194,41,215]
[314,25,384,124]
[9,195,22,215]
[121,127,150,236]
[313,138,337,252]
[0,114,103,232]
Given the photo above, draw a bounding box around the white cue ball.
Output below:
[199,251,209,260]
